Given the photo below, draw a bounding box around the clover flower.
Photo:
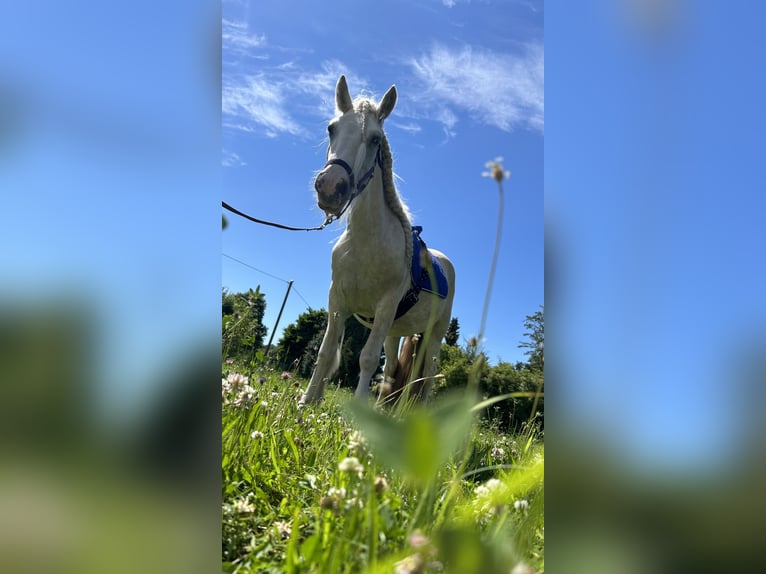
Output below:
[348,430,367,455]
[374,475,389,496]
[473,478,507,519]
[232,496,254,514]
[273,520,292,539]
[338,456,364,477]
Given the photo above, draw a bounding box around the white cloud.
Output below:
[222,74,307,138]
[390,121,423,134]
[409,42,544,134]
[222,18,266,55]
[222,60,359,139]
[222,149,246,167]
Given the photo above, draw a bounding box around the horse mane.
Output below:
[353,97,414,269]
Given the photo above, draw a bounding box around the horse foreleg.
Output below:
[355,305,397,400]
[303,309,347,404]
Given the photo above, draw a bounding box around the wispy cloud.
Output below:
[408,42,544,134]
[222,74,306,138]
[390,121,423,135]
[222,149,246,167]
[223,58,361,139]
[222,18,266,56]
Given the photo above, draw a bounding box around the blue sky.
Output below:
[547,2,766,471]
[5,0,765,477]
[221,0,544,366]
[0,1,220,420]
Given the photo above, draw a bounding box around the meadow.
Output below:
[221,365,544,573]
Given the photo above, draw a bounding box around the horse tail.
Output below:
[386,334,425,404]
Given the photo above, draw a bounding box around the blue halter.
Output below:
[322,145,382,222]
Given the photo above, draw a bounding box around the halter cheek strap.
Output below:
[322,146,382,221]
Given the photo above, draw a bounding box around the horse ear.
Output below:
[336,75,353,113]
[377,85,397,122]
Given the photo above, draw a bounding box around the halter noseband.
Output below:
[322,145,382,222]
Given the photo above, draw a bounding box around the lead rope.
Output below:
[223,146,381,232]
[222,201,334,231]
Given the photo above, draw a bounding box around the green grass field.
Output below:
[222,366,544,573]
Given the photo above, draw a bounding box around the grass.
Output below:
[221,365,544,573]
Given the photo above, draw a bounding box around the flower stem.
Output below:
[478,179,504,344]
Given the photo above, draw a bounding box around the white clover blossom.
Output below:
[327,486,346,499]
[226,372,249,389]
[250,430,264,439]
[348,430,367,455]
[273,520,292,539]
[394,554,422,574]
[232,496,255,514]
[514,499,529,512]
[374,475,389,495]
[473,478,503,497]
[345,497,364,510]
[338,456,364,477]
[511,562,535,574]
[473,478,506,519]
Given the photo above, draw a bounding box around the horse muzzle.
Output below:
[314,165,351,216]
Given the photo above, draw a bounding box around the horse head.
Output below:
[314,75,397,218]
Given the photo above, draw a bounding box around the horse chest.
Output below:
[331,239,408,313]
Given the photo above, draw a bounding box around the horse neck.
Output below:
[346,163,413,265]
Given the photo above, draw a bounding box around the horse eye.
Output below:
[327,124,335,137]
[370,134,381,146]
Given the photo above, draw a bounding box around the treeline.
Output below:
[222,287,543,432]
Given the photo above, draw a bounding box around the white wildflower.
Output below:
[473,478,506,519]
[348,430,367,455]
[482,157,511,182]
[338,456,364,477]
[511,562,535,574]
[273,520,292,539]
[514,499,529,512]
[327,486,346,499]
[226,372,249,389]
[250,430,264,439]
[394,554,422,574]
[232,496,254,514]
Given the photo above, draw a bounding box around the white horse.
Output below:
[302,75,455,404]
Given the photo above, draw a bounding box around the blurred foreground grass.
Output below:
[221,364,545,573]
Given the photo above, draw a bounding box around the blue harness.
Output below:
[392,226,449,319]
[355,226,449,325]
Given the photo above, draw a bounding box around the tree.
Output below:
[482,361,543,432]
[444,317,460,347]
[276,310,374,387]
[222,287,268,360]
[519,307,544,371]
[275,308,328,374]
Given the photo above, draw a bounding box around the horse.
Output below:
[301,75,455,404]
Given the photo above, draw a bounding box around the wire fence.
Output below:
[222,252,315,309]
